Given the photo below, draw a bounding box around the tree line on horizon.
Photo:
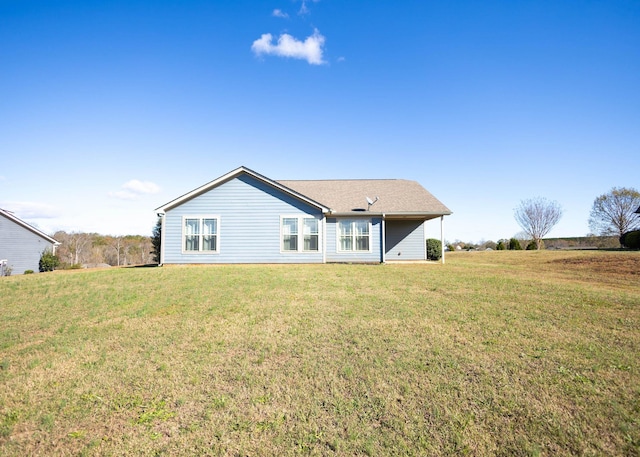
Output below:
[46,187,640,270]
[51,231,154,268]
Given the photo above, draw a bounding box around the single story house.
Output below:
[0,208,60,275]
[155,166,452,264]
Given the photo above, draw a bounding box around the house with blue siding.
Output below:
[155,166,451,264]
[0,208,60,275]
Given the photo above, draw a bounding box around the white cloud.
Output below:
[109,179,160,200]
[298,0,320,15]
[122,179,160,195]
[272,9,288,18]
[0,201,60,219]
[251,28,326,65]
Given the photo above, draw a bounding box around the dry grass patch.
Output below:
[0,251,639,455]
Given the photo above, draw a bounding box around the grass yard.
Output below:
[0,250,639,456]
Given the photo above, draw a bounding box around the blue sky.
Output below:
[1,0,638,242]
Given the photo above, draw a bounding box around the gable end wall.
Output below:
[0,214,54,274]
[163,174,324,264]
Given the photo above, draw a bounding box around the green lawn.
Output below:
[1,251,638,456]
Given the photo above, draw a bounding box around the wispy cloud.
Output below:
[272,8,288,18]
[109,179,160,200]
[0,201,59,219]
[298,0,320,15]
[252,28,326,65]
[123,179,160,195]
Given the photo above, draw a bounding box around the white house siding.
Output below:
[162,174,324,264]
[0,213,55,274]
[325,217,383,263]
[385,220,426,261]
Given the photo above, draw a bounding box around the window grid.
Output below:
[183,216,218,253]
[338,220,370,252]
[281,216,320,253]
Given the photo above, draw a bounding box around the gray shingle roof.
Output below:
[277,179,451,217]
[156,166,452,218]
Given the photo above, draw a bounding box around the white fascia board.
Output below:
[327,211,452,219]
[155,166,329,213]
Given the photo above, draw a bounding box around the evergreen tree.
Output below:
[151,218,162,264]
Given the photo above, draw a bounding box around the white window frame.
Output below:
[280,215,321,253]
[337,219,372,253]
[182,215,220,254]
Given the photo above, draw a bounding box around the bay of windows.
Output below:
[184,217,218,252]
[339,219,370,251]
[282,216,320,252]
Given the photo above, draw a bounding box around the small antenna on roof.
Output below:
[366,196,379,210]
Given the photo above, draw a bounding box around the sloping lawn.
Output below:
[1,251,638,456]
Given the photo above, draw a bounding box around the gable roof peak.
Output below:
[0,208,59,245]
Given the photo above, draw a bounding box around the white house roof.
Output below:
[0,208,60,245]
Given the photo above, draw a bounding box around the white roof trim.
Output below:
[0,209,60,245]
[155,166,330,213]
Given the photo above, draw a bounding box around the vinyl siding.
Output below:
[325,217,383,263]
[163,174,324,264]
[0,214,55,274]
[385,220,426,260]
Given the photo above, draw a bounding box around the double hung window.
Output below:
[183,216,218,252]
[282,216,320,252]
[338,219,370,252]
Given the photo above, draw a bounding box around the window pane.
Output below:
[282,218,298,251]
[303,218,318,235]
[355,220,369,236]
[339,220,352,236]
[356,236,369,251]
[185,218,199,235]
[203,235,217,251]
[302,218,318,251]
[283,218,298,235]
[340,236,352,251]
[203,218,217,235]
[185,235,199,251]
[185,218,200,251]
[283,235,298,251]
[304,235,318,251]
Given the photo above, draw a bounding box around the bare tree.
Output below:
[589,187,640,241]
[54,231,92,265]
[110,236,124,266]
[514,197,563,250]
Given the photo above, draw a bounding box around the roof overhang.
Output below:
[156,166,331,213]
[325,211,452,221]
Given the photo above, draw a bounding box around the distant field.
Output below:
[1,251,638,456]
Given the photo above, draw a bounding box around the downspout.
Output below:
[381,214,386,263]
[440,215,445,265]
[322,215,327,264]
[423,220,428,260]
[159,212,166,266]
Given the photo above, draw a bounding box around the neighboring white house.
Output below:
[155,166,452,264]
[0,208,59,275]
